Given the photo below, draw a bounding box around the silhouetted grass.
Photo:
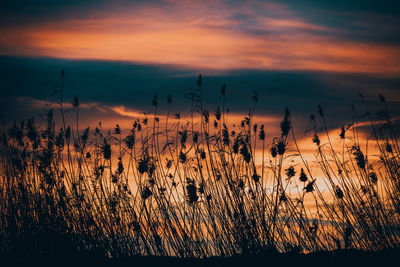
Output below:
[1,72,399,263]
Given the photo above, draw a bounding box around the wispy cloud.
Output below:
[1,0,399,75]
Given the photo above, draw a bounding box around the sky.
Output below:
[1,0,399,134]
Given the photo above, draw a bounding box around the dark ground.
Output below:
[2,248,400,267]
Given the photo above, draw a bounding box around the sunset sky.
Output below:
[1,0,399,133]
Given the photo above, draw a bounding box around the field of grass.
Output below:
[1,73,399,264]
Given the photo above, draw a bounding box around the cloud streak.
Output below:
[1,0,399,75]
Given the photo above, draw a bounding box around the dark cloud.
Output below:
[2,0,399,45]
[0,0,167,27]
[272,0,400,44]
[290,0,399,14]
[1,56,399,131]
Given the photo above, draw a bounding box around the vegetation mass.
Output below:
[1,73,399,265]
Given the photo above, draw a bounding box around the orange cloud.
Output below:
[1,0,399,75]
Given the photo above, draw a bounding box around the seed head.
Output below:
[280,193,287,202]
[198,148,206,159]
[312,134,320,146]
[280,108,291,136]
[352,146,365,169]
[179,151,187,163]
[379,94,386,103]
[193,131,199,143]
[252,173,260,183]
[197,74,202,87]
[285,166,296,179]
[259,125,265,140]
[240,142,251,163]
[186,178,198,204]
[102,139,111,160]
[222,126,229,146]
[203,110,209,123]
[252,91,258,103]
[270,146,277,158]
[253,124,257,133]
[335,186,344,199]
[272,137,286,155]
[233,138,239,154]
[138,156,150,174]
[141,186,152,200]
[339,126,345,139]
[215,107,221,121]
[317,105,324,118]
[369,172,378,184]
[118,160,124,174]
[114,124,121,135]
[72,96,80,107]
[299,168,308,182]
[304,180,315,193]
[221,83,226,96]
[385,140,392,153]
[166,159,172,169]
[125,130,135,149]
[179,129,187,146]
